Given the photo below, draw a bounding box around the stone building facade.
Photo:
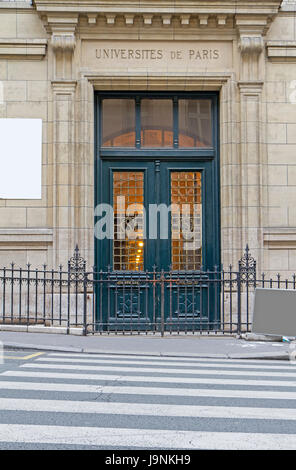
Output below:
[0,0,295,279]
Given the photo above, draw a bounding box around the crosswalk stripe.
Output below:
[0,424,295,449]
[0,397,295,420]
[36,356,295,371]
[2,352,296,450]
[20,362,296,378]
[3,369,296,388]
[0,380,296,399]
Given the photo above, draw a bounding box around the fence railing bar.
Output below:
[0,244,292,335]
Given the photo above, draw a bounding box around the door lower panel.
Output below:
[96,270,220,332]
[97,158,219,330]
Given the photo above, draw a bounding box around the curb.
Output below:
[3,342,84,353]
[2,341,290,360]
[227,352,290,360]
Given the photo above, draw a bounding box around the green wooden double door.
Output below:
[97,159,220,328]
[95,92,220,329]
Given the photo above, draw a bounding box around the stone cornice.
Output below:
[33,0,282,15]
[42,13,79,34]
[51,79,77,93]
[264,229,296,249]
[0,229,53,250]
[0,39,47,60]
[82,71,232,91]
[33,0,282,69]
[238,81,264,93]
[267,40,296,61]
[33,0,282,29]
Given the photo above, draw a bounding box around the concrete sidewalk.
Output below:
[0,331,292,360]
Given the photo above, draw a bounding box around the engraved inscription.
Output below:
[95,48,220,61]
[81,41,232,71]
[96,49,164,60]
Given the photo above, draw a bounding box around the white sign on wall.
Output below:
[0,118,42,199]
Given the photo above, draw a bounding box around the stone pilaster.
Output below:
[45,16,78,266]
[220,75,241,269]
[50,80,77,267]
[236,17,267,270]
[77,77,95,267]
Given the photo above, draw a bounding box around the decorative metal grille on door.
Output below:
[171,171,202,270]
[113,171,145,271]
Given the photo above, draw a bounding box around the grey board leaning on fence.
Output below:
[252,288,296,336]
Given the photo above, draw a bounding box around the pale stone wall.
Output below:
[1,0,296,284]
[0,2,51,267]
[264,7,296,277]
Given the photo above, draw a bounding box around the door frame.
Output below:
[94,91,220,272]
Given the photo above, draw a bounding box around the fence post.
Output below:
[67,265,70,335]
[238,244,257,334]
[237,270,241,334]
[68,245,87,334]
[83,271,88,336]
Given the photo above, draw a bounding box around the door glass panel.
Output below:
[141,99,173,147]
[178,100,212,148]
[113,172,144,271]
[171,172,202,270]
[102,99,135,147]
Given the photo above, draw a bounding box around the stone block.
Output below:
[4,81,26,102]
[288,249,296,270]
[288,166,296,185]
[268,249,289,271]
[267,16,296,41]
[8,60,47,81]
[0,250,27,267]
[16,12,46,38]
[0,13,17,38]
[267,123,287,144]
[287,124,296,144]
[27,81,48,102]
[241,332,282,341]
[28,326,68,334]
[266,206,288,226]
[267,103,296,123]
[69,328,84,335]
[267,62,296,82]
[0,324,28,332]
[6,101,47,120]
[265,81,286,103]
[268,144,296,164]
[268,165,288,186]
[0,208,26,228]
[27,208,47,228]
[0,62,7,80]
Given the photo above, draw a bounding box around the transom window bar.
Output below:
[100,96,213,149]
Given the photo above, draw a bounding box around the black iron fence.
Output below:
[0,245,295,336]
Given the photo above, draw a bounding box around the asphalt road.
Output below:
[0,350,296,450]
